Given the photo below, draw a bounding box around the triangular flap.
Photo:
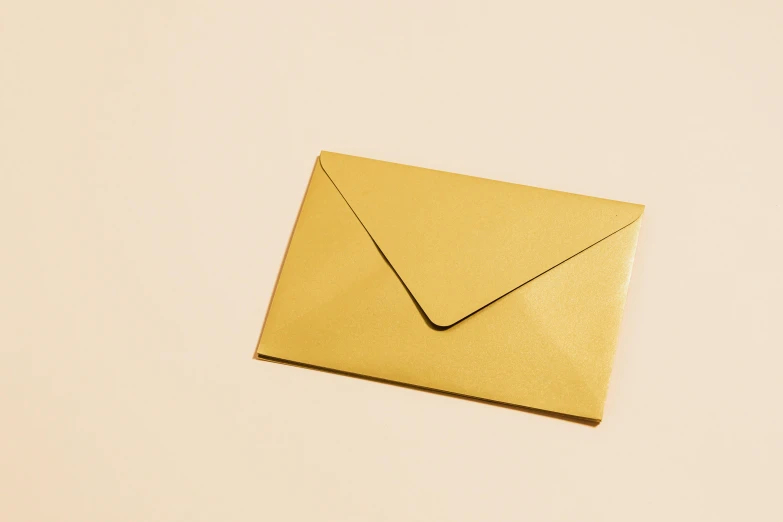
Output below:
[319,151,644,327]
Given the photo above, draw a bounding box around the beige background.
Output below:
[2,1,782,521]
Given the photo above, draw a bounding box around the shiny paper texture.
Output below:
[258,152,643,421]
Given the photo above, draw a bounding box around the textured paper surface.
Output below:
[258,153,643,421]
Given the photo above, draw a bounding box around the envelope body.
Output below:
[258,152,643,422]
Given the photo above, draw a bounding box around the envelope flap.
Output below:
[319,151,644,327]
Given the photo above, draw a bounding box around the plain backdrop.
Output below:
[2,1,782,521]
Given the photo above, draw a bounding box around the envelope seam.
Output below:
[318,154,644,328]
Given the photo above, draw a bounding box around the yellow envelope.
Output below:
[257,152,644,422]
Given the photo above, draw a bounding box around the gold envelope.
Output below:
[257,152,644,422]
